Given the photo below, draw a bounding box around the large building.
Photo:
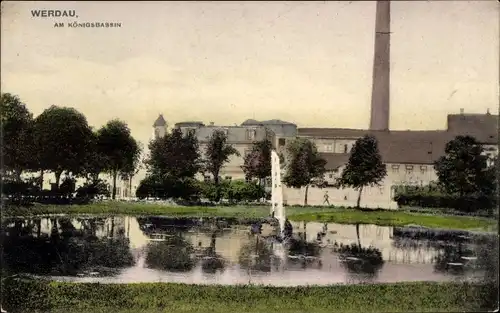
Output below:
[148,1,498,208]
[151,109,497,208]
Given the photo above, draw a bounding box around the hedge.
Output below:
[394,192,496,213]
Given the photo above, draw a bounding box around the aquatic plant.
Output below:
[333,242,384,275]
[288,237,322,257]
[145,234,196,272]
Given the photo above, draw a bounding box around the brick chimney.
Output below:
[369,0,391,131]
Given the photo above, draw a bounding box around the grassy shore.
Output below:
[3,201,497,231]
[2,280,496,313]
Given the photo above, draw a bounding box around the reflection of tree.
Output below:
[333,243,384,276]
[145,234,196,272]
[391,237,447,251]
[238,236,276,272]
[287,236,322,269]
[288,237,321,257]
[200,232,226,274]
[2,217,135,276]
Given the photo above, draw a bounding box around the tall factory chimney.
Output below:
[369,0,391,131]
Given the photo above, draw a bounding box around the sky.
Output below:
[1,1,499,147]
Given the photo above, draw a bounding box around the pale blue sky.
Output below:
[1,1,498,145]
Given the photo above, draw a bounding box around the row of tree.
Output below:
[2,92,496,208]
[1,93,141,199]
[141,124,387,206]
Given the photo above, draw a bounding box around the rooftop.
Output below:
[301,113,498,168]
[241,119,296,126]
[153,114,167,127]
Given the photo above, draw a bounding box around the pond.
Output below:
[1,215,497,286]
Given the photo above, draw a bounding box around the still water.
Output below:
[2,215,497,286]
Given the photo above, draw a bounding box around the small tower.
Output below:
[153,114,167,139]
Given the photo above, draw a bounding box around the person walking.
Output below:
[323,191,330,205]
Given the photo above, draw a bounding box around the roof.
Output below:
[242,119,296,126]
[301,113,498,167]
[153,114,167,127]
[174,121,205,127]
[447,114,498,143]
[318,153,350,170]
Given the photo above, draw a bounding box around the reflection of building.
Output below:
[293,221,446,265]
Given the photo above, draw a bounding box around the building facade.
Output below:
[146,110,497,208]
[285,111,498,208]
[173,120,275,181]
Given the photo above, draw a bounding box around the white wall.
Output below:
[282,162,439,209]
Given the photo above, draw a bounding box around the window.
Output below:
[343,144,348,153]
[405,165,413,175]
[225,176,232,181]
[391,165,400,173]
[420,165,427,173]
[329,173,334,179]
[246,129,256,140]
[245,176,252,183]
[204,175,211,182]
[325,144,333,152]
[187,128,196,136]
[278,138,286,146]
[390,186,397,198]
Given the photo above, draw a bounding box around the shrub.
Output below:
[394,192,495,213]
[393,185,496,214]
[199,180,265,203]
[76,179,110,199]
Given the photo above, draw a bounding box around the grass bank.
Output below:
[3,201,497,231]
[2,280,497,313]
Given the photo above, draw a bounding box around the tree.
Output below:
[81,129,107,183]
[136,175,161,199]
[204,129,240,202]
[336,135,387,208]
[434,135,494,197]
[242,138,272,185]
[120,141,144,198]
[33,106,93,188]
[282,138,327,205]
[0,93,34,180]
[147,128,201,179]
[144,128,201,200]
[97,119,141,199]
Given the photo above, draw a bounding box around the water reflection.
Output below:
[145,235,196,272]
[1,216,497,286]
[239,236,277,273]
[333,243,384,277]
[2,217,134,276]
[200,232,226,274]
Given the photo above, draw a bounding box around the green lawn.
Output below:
[4,201,497,231]
[2,281,496,313]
